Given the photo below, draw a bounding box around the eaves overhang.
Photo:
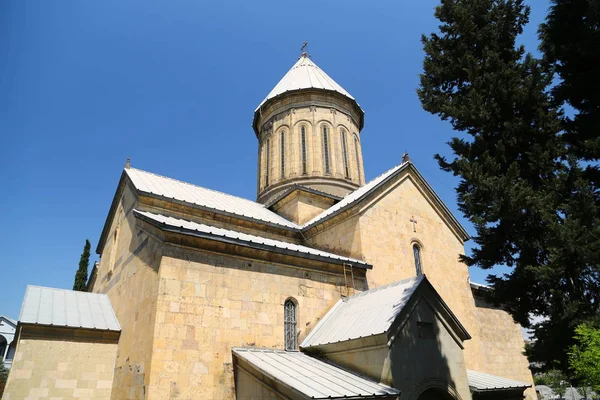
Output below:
[138,190,301,232]
[265,184,342,209]
[96,170,130,255]
[134,210,371,270]
[252,88,364,137]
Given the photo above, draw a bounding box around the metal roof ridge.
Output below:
[345,275,423,301]
[23,284,110,297]
[300,161,410,228]
[0,316,17,325]
[127,167,269,207]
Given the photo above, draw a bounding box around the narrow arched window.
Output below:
[301,126,307,175]
[280,130,285,178]
[284,299,297,350]
[354,134,361,184]
[323,126,330,175]
[413,244,423,276]
[265,138,270,186]
[341,129,350,178]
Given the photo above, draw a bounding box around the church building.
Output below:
[4,52,534,400]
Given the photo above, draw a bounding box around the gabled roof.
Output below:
[0,316,16,326]
[301,275,470,348]
[233,348,399,399]
[301,161,470,242]
[302,162,409,228]
[98,161,468,255]
[127,168,300,229]
[135,210,370,268]
[19,286,121,332]
[467,370,531,392]
[255,55,358,112]
[301,276,423,348]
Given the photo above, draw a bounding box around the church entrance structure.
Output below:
[418,388,457,400]
[4,49,535,400]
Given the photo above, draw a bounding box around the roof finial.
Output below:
[125,157,131,169]
[402,152,410,163]
[300,41,310,58]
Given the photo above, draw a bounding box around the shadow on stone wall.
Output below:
[388,297,465,400]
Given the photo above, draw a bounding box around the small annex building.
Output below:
[2,286,121,400]
[0,316,16,369]
[6,51,534,400]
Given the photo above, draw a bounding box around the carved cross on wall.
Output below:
[410,216,418,233]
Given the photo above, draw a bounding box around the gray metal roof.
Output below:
[0,316,16,326]
[19,286,121,332]
[233,348,399,399]
[470,282,492,291]
[301,276,423,348]
[134,210,370,267]
[255,55,358,111]
[126,168,300,229]
[467,370,531,392]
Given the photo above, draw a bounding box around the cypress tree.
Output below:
[73,239,91,292]
[418,0,600,369]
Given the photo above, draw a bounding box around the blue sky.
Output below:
[0,0,550,319]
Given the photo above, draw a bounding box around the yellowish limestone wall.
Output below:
[271,191,337,225]
[346,175,486,369]
[91,183,163,400]
[145,246,363,400]
[307,171,532,388]
[3,337,117,400]
[473,295,535,399]
[309,214,364,261]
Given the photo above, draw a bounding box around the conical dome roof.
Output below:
[253,54,363,135]
[255,55,357,111]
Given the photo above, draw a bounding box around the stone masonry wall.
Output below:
[91,183,163,400]
[3,338,117,400]
[345,175,487,369]
[309,214,364,263]
[474,295,535,399]
[271,191,336,225]
[307,171,533,391]
[145,246,365,400]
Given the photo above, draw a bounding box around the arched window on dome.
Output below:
[354,134,361,184]
[323,126,330,175]
[284,298,297,350]
[413,244,423,276]
[280,130,286,178]
[301,126,307,175]
[341,129,350,179]
[265,138,271,186]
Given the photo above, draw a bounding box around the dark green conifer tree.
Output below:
[73,239,91,292]
[540,0,600,167]
[418,0,599,369]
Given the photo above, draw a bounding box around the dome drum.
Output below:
[254,55,366,204]
[253,89,364,138]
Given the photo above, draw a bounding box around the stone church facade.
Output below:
[4,53,534,400]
